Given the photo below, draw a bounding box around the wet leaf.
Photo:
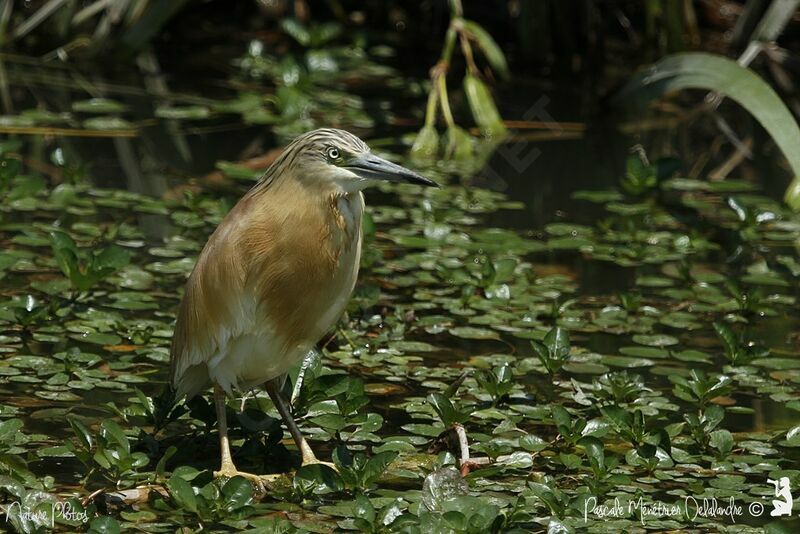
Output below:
[411,125,440,160]
[82,117,135,130]
[463,74,507,138]
[167,475,198,514]
[462,20,509,79]
[155,106,210,120]
[72,99,128,113]
[280,18,311,46]
[444,125,473,160]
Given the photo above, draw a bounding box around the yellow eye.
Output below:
[326,147,340,160]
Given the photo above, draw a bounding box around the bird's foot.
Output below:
[301,454,338,472]
[214,465,279,493]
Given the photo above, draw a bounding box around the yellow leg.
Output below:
[266,378,335,469]
[212,384,277,491]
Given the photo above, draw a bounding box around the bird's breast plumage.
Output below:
[169,179,364,398]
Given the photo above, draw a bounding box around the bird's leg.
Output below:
[212,384,275,491]
[214,384,236,472]
[239,390,250,412]
[266,378,335,469]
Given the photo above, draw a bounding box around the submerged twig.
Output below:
[0,0,11,114]
[453,424,470,475]
[137,48,192,164]
[80,488,105,507]
[709,137,754,181]
[713,114,754,159]
[101,485,170,506]
[0,125,137,137]
[71,0,115,26]
[11,0,69,41]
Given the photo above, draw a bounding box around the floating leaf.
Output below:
[155,106,210,120]
[82,117,135,130]
[72,99,128,113]
[448,326,499,340]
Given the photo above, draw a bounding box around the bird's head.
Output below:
[275,128,438,193]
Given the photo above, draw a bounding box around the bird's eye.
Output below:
[326,147,340,160]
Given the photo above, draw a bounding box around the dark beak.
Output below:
[345,153,439,187]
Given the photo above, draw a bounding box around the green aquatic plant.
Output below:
[551,405,586,447]
[4,0,192,56]
[618,292,642,313]
[436,255,517,303]
[417,492,511,534]
[49,231,131,293]
[577,436,625,496]
[133,387,186,434]
[526,480,570,521]
[428,393,471,427]
[11,294,52,329]
[615,52,800,210]
[601,405,671,474]
[411,0,508,161]
[68,418,149,488]
[726,196,779,244]
[280,18,342,50]
[593,372,649,405]
[332,445,398,494]
[0,144,22,192]
[352,495,412,533]
[166,470,256,523]
[671,369,733,409]
[473,365,513,406]
[620,149,680,196]
[684,404,726,451]
[289,445,398,499]
[0,418,38,488]
[288,356,379,441]
[708,427,735,460]
[531,327,571,376]
[713,321,769,365]
[292,463,343,498]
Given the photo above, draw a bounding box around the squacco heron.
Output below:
[170,128,436,486]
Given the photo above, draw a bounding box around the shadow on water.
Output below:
[476,80,630,230]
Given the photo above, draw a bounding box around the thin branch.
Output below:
[11,0,69,41]
[0,0,13,42]
[0,58,11,114]
[437,74,455,128]
[72,0,116,26]
[0,125,136,137]
[458,32,478,76]
[709,137,754,181]
[713,114,754,159]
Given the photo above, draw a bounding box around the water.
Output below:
[2,19,800,531]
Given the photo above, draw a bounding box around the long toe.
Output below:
[213,468,280,493]
[301,458,338,472]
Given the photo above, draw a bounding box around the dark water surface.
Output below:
[2,31,800,530]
